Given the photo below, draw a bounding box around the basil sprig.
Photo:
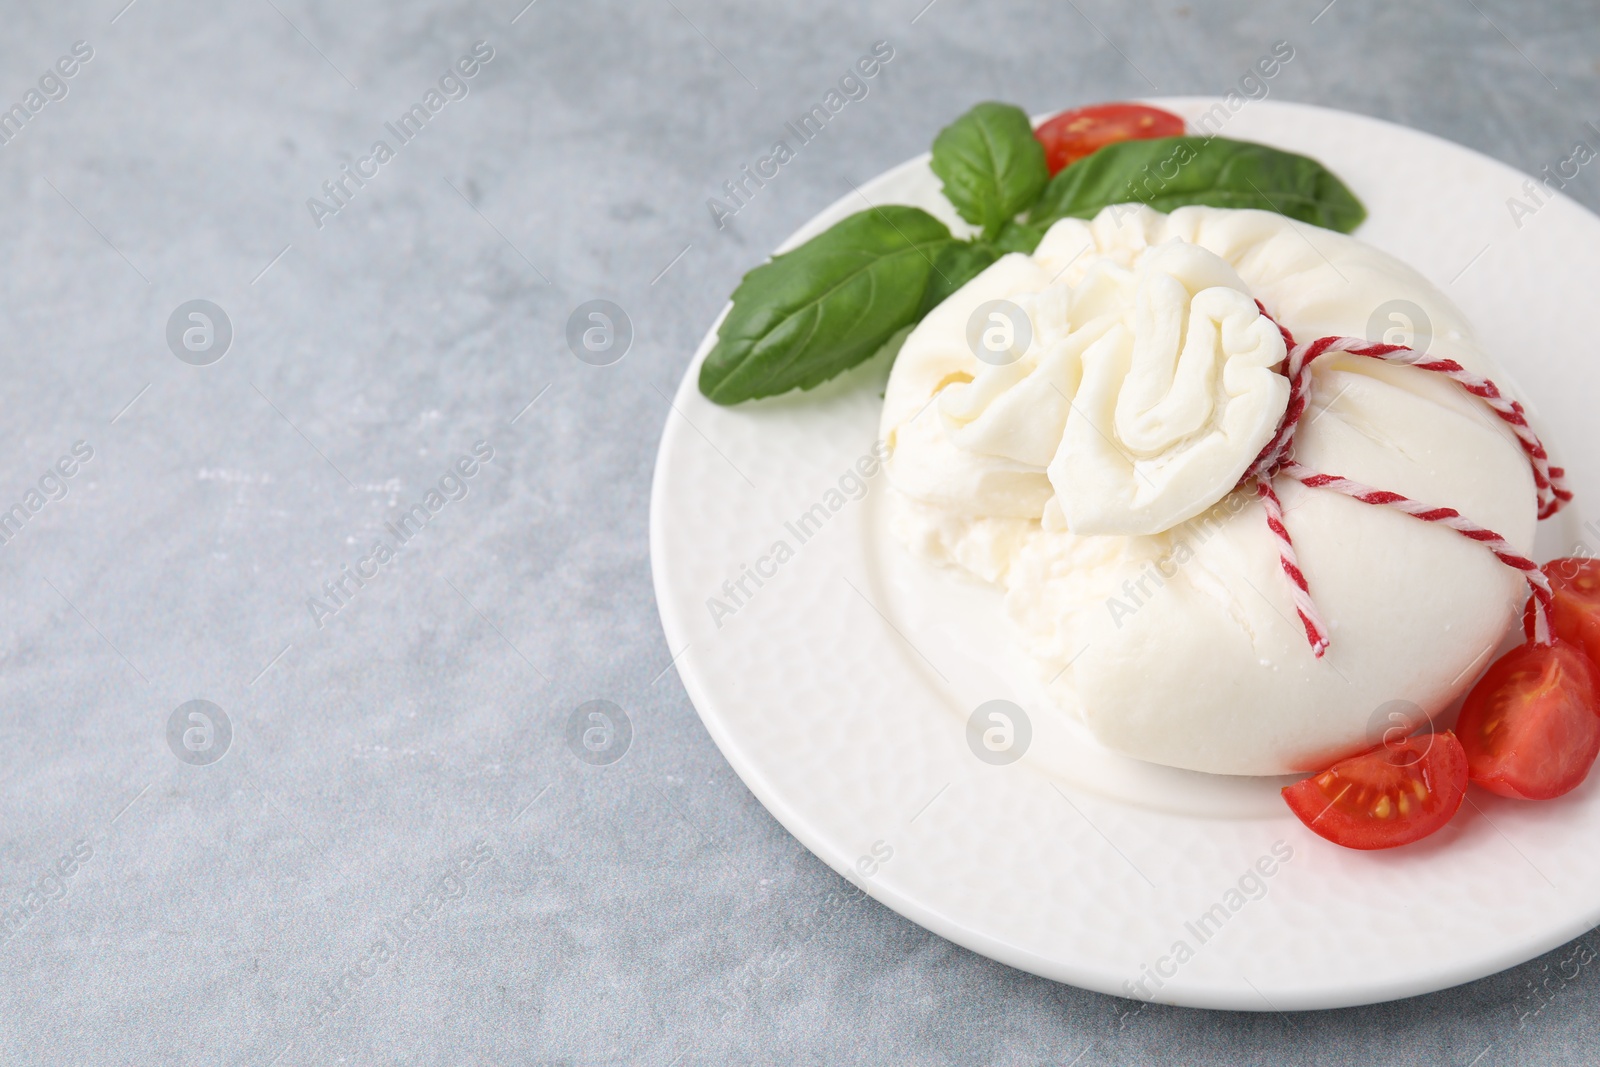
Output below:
[699,102,1365,405]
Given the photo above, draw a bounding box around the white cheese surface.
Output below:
[880,205,1535,775]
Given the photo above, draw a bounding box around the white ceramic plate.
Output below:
[649,99,1600,1010]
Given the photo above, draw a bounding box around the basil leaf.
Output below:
[991,219,1046,255]
[698,206,954,405]
[1029,136,1366,234]
[919,240,1001,316]
[930,102,1049,240]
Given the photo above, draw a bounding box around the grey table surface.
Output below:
[3,0,1598,1063]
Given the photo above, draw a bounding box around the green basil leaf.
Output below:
[698,206,954,405]
[991,219,1046,255]
[930,102,1049,240]
[918,240,1001,316]
[1029,136,1366,234]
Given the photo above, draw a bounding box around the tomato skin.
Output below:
[1034,103,1186,175]
[1523,558,1600,669]
[1456,640,1600,800]
[1282,733,1468,850]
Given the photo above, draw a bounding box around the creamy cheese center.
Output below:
[937,240,1289,537]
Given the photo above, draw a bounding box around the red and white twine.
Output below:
[1240,303,1570,658]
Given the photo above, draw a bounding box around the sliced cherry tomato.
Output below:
[1522,557,1600,669]
[1456,640,1600,800]
[1034,103,1185,175]
[1282,733,1467,850]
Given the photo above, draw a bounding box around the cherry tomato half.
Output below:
[1033,102,1185,175]
[1283,733,1467,850]
[1523,557,1600,669]
[1456,639,1600,800]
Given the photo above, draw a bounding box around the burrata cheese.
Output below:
[881,204,1535,776]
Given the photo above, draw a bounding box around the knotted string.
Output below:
[1238,302,1569,657]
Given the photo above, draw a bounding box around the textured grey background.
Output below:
[1,0,1597,1064]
